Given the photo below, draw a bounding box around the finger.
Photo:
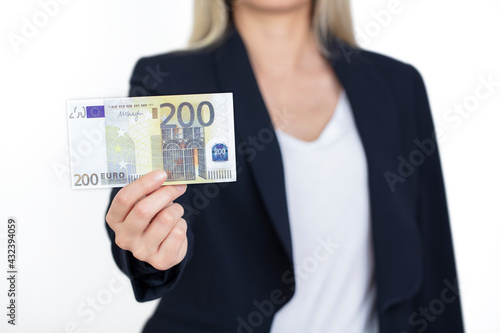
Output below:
[135,203,185,258]
[176,235,189,264]
[155,219,188,269]
[123,185,187,237]
[106,170,167,226]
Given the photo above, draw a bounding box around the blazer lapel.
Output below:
[212,27,423,311]
[212,27,294,263]
[329,40,422,311]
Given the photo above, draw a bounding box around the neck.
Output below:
[232,2,319,73]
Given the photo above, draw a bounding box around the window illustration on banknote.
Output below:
[159,125,207,181]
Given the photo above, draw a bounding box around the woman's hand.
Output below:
[106,170,188,271]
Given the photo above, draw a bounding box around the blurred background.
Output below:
[0,0,499,332]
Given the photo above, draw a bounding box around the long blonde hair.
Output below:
[188,0,356,51]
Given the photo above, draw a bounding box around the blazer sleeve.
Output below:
[104,58,195,302]
[411,67,465,331]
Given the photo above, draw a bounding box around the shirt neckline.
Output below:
[276,89,348,147]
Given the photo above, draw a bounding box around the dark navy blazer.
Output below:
[106,26,464,333]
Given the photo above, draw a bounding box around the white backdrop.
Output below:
[0,0,498,332]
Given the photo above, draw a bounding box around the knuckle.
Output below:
[156,249,177,270]
[177,241,188,263]
[132,244,151,262]
[170,220,187,240]
[158,209,175,227]
[105,212,116,226]
[137,179,155,195]
[173,203,185,217]
[115,234,132,250]
[178,218,188,231]
[171,228,185,240]
[136,181,148,195]
[160,254,179,270]
[134,202,151,220]
[151,259,171,271]
[115,190,131,207]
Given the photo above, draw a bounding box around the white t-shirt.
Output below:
[271,90,378,333]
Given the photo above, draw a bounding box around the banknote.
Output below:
[67,93,236,189]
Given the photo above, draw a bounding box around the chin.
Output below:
[235,0,312,12]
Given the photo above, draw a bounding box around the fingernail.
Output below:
[175,184,187,192]
[154,170,167,182]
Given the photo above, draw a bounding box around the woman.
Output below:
[105,0,464,332]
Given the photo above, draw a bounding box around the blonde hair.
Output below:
[188,0,356,51]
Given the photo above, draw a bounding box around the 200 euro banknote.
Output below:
[67,93,236,189]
